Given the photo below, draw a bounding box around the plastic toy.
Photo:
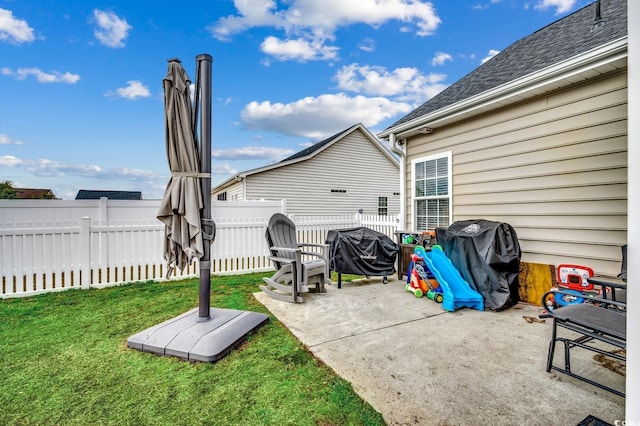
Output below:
[406,254,428,297]
[556,264,595,291]
[422,245,484,312]
[405,247,443,302]
[547,264,594,308]
[427,288,444,303]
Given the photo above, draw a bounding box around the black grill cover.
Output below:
[436,220,521,311]
[326,227,399,276]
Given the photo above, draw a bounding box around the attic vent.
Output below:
[590,0,605,32]
[331,189,347,193]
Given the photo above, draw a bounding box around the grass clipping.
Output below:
[593,349,626,376]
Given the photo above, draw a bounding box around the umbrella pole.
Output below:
[126,53,268,362]
[197,53,213,321]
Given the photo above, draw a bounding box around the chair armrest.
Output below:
[267,246,302,264]
[269,246,301,254]
[267,255,296,264]
[587,275,627,303]
[298,243,329,259]
[587,276,627,290]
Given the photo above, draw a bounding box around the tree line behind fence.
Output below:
[0,199,399,298]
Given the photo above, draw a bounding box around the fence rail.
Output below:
[0,199,399,298]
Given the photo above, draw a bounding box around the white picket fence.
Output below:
[0,199,399,298]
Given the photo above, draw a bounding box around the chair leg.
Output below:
[260,263,304,303]
[546,320,558,372]
[315,272,326,293]
[259,283,303,303]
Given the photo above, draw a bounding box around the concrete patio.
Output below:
[254,277,625,426]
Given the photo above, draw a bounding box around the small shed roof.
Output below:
[14,188,57,199]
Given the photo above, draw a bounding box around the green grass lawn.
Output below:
[0,273,385,426]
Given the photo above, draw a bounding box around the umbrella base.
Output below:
[127,307,269,362]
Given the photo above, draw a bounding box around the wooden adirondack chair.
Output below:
[260,213,329,303]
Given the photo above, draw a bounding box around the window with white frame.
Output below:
[378,196,388,216]
[412,152,451,230]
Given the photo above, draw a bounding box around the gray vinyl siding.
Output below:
[213,181,243,201]
[404,69,627,276]
[245,129,399,215]
[227,183,243,201]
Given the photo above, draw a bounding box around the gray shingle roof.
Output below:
[388,0,627,129]
[280,123,360,162]
[75,190,142,200]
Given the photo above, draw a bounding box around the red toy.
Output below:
[556,264,594,291]
[405,252,440,299]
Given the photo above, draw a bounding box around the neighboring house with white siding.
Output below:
[378,0,627,281]
[212,123,400,216]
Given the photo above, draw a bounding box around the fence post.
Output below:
[99,197,108,225]
[81,216,91,289]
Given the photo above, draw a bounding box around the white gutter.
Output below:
[388,133,406,229]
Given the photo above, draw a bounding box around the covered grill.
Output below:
[326,227,399,288]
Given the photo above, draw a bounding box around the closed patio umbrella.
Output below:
[157,58,204,278]
[127,54,267,362]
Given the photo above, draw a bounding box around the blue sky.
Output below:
[1,0,590,199]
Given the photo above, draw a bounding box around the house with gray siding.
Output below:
[378,0,627,282]
[212,123,400,216]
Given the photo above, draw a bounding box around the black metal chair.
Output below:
[541,289,626,397]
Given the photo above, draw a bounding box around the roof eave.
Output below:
[378,36,628,140]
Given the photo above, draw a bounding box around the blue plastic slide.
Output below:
[423,246,484,312]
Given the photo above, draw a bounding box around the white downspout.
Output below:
[389,133,407,230]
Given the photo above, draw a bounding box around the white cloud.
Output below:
[238,64,448,140]
[107,80,151,99]
[472,0,502,10]
[358,38,375,52]
[213,146,296,161]
[481,49,500,63]
[0,155,162,181]
[260,35,338,62]
[2,67,80,83]
[209,0,284,41]
[92,9,131,48]
[241,93,412,139]
[210,0,441,61]
[431,51,452,66]
[533,0,576,14]
[0,155,22,167]
[212,163,238,175]
[334,63,447,105]
[0,134,24,145]
[0,8,35,44]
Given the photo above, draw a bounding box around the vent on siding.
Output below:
[331,189,347,193]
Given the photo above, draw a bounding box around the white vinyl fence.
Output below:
[0,199,399,298]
